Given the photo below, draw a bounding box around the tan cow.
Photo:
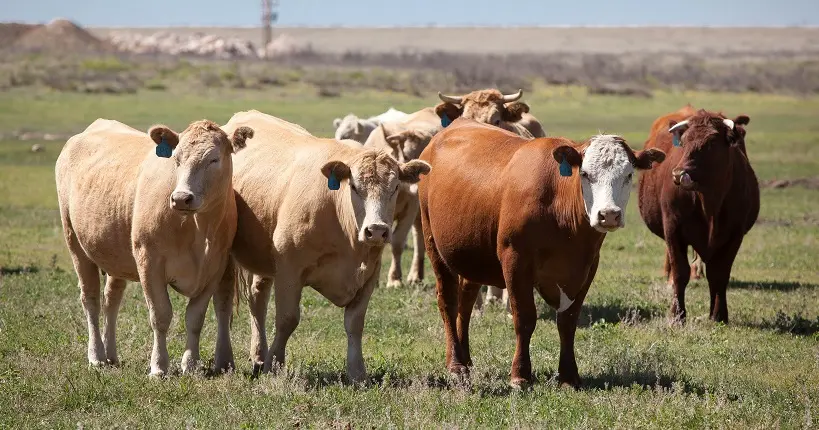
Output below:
[56,118,253,376]
[435,88,547,139]
[363,107,442,288]
[223,110,430,382]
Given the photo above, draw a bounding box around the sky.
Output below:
[2,0,818,27]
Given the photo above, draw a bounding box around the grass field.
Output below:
[0,84,817,428]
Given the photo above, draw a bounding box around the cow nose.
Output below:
[171,191,194,210]
[597,208,622,228]
[363,223,390,243]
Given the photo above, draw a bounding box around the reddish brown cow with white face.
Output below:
[419,118,664,387]
[638,107,759,323]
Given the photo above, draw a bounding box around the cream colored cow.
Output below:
[55,118,253,376]
[333,107,409,143]
[363,107,442,288]
[223,110,430,382]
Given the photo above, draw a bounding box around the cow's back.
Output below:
[224,111,361,278]
[56,119,151,278]
[419,120,528,285]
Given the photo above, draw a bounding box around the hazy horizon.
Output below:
[3,0,818,27]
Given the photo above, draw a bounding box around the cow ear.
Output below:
[733,115,750,126]
[552,145,582,167]
[502,102,529,122]
[229,126,254,153]
[321,160,351,180]
[333,118,342,128]
[434,102,462,122]
[148,125,180,148]
[399,160,431,184]
[633,148,666,170]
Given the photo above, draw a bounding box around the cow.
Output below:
[434,88,546,308]
[638,107,759,324]
[363,107,442,288]
[333,107,409,143]
[55,118,252,376]
[418,118,665,387]
[222,110,430,382]
[434,88,546,139]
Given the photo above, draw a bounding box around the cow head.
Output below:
[149,120,253,213]
[553,135,665,232]
[321,151,431,246]
[333,114,379,143]
[667,110,750,191]
[435,88,531,134]
[382,123,436,164]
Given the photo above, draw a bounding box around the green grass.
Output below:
[0,85,817,428]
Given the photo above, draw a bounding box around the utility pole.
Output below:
[261,0,279,48]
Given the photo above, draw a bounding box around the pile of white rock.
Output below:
[107,31,258,59]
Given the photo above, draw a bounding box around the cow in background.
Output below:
[638,107,759,323]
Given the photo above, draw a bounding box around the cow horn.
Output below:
[668,120,689,133]
[438,92,463,104]
[723,119,735,130]
[501,89,524,103]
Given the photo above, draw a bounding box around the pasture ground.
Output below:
[0,84,817,428]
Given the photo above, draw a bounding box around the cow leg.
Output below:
[665,235,691,325]
[102,276,127,365]
[264,274,302,373]
[457,280,482,367]
[71,250,105,366]
[212,259,236,373]
[248,274,273,372]
[556,276,593,388]
[387,207,415,288]
[502,250,536,387]
[705,238,742,324]
[138,265,173,377]
[690,250,705,280]
[181,289,212,374]
[406,212,425,285]
[344,270,377,383]
[485,286,505,305]
[426,239,467,375]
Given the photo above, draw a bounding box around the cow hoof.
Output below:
[214,361,235,375]
[88,359,106,368]
[509,377,532,390]
[448,363,469,376]
[106,357,120,367]
[149,370,167,379]
[406,273,422,285]
[386,279,403,289]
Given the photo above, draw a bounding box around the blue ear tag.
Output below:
[559,155,572,177]
[441,113,451,128]
[328,171,340,190]
[156,137,172,158]
[672,134,680,147]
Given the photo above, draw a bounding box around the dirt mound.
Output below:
[10,18,113,54]
[0,23,38,46]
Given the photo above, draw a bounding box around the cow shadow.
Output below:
[728,280,817,292]
[743,311,819,337]
[581,369,715,397]
[537,301,665,327]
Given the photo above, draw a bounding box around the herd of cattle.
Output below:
[55,88,759,388]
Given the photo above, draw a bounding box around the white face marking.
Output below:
[557,285,575,313]
[579,135,635,232]
[348,167,400,244]
[172,145,222,211]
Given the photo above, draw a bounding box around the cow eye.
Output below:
[210,158,219,164]
[626,173,633,182]
[579,170,588,178]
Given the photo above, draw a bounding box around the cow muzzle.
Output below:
[596,207,623,232]
[672,169,696,190]
[170,190,199,212]
[362,222,390,246]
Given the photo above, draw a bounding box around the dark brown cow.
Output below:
[638,107,759,323]
[418,118,664,387]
